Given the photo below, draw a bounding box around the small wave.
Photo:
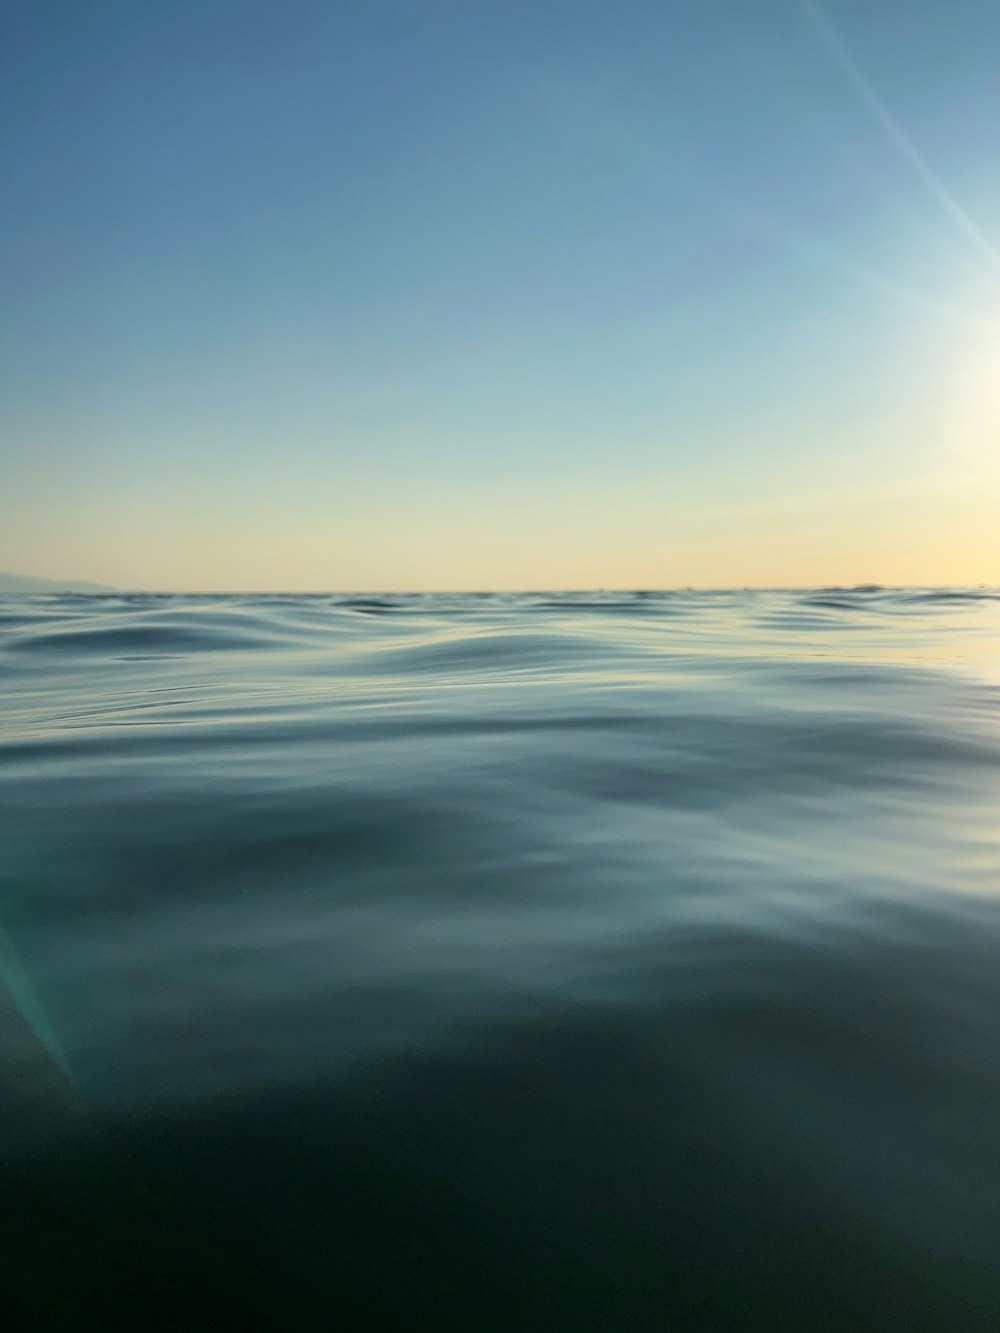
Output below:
[819,584,887,594]
[899,589,1000,605]
[338,598,407,614]
[795,596,868,611]
[6,621,273,657]
[341,628,625,678]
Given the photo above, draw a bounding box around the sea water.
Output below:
[1,588,999,1329]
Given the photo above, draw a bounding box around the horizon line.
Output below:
[7,582,997,596]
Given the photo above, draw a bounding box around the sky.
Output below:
[2,0,998,590]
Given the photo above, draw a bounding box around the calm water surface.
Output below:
[1,588,999,1329]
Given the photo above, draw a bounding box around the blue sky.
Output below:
[2,0,998,589]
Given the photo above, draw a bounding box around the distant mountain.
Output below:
[0,571,114,594]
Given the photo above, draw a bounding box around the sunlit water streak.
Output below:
[1,588,999,1330]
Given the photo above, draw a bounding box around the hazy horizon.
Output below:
[2,569,996,597]
[3,0,999,590]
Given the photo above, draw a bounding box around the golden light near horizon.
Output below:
[943,321,1000,474]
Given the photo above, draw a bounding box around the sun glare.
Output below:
[944,325,1000,471]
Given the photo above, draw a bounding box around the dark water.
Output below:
[2,588,999,1330]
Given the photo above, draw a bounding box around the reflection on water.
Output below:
[1,588,999,1329]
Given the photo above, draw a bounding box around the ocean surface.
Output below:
[1,587,999,1330]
